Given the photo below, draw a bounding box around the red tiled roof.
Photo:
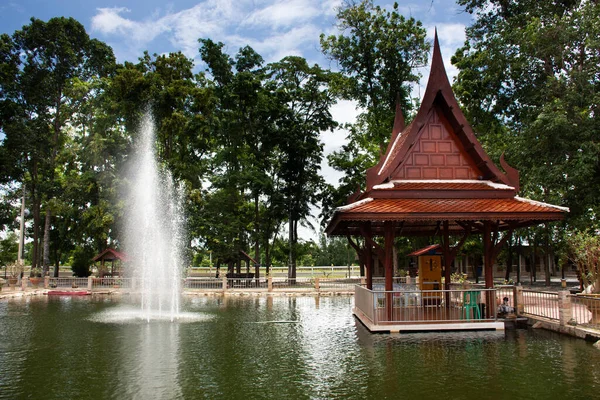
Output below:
[407,244,441,257]
[92,248,129,262]
[340,198,565,216]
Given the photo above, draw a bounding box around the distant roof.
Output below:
[92,248,129,262]
[407,244,441,257]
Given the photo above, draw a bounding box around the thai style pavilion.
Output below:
[325,32,568,331]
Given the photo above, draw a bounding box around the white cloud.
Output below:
[91,1,332,64]
[242,0,320,29]
[91,8,135,36]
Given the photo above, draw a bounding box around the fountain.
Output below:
[123,112,185,321]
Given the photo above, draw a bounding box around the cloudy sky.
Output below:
[1,0,474,239]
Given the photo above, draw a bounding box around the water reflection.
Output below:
[120,322,182,399]
[2,296,600,400]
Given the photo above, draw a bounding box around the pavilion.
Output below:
[325,31,568,331]
[92,248,129,277]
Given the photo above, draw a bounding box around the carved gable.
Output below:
[390,107,482,180]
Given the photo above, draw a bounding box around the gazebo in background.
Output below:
[92,248,129,277]
[326,31,568,331]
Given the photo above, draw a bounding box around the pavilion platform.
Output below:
[353,285,505,333]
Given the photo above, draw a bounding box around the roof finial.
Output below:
[431,27,445,76]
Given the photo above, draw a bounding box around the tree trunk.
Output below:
[31,196,40,272]
[43,207,51,276]
[288,213,296,279]
[505,236,513,282]
[532,241,537,283]
[544,225,551,286]
[254,193,260,278]
[54,251,60,278]
[265,244,271,276]
[516,237,522,284]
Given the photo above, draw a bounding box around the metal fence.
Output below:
[183,278,223,290]
[522,290,559,321]
[569,295,600,326]
[48,277,89,288]
[355,285,498,325]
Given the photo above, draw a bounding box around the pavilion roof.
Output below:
[326,30,568,237]
[407,244,441,257]
[92,248,129,262]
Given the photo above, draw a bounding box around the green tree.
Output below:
[268,56,338,278]
[0,17,116,275]
[321,0,429,213]
[0,232,19,267]
[453,0,600,229]
[453,0,600,284]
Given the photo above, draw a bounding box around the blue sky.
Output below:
[1,0,475,239]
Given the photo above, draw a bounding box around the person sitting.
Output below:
[498,297,514,317]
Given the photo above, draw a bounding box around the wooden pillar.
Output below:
[365,239,373,290]
[442,221,451,290]
[483,221,494,318]
[361,225,374,291]
[442,221,451,308]
[384,222,394,321]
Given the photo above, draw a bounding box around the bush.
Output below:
[71,248,94,277]
[566,230,600,293]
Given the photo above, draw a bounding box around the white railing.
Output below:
[355,285,498,325]
[522,290,559,321]
[569,295,600,326]
[183,278,223,290]
[48,277,89,288]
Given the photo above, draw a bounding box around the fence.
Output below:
[522,290,560,320]
[355,285,498,325]
[569,295,600,327]
[48,277,89,288]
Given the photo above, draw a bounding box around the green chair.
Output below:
[463,290,482,320]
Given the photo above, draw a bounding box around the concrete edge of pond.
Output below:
[525,316,600,343]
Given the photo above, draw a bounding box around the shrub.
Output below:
[71,248,94,277]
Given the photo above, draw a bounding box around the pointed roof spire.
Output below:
[430,27,446,82]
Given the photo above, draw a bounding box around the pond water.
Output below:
[1,295,599,399]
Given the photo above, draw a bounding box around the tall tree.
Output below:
[452,0,600,230]
[320,0,429,214]
[0,17,115,274]
[268,56,338,278]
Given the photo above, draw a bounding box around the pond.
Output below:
[1,295,599,399]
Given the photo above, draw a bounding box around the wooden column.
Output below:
[384,222,395,321]
[483,221,494,318]
[365,242,373,290]
[360,225,374,291]
[442,221,451,308]
[442,221,451,290]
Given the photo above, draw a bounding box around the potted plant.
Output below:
[6,262,21,287]
[29,267,42,287]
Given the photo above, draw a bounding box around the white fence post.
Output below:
[88,276,93,291]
